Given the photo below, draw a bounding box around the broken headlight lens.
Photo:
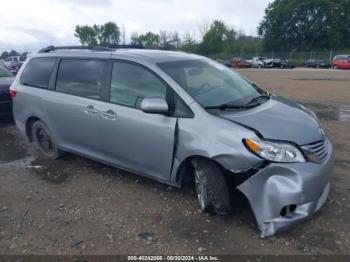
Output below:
[243,138,305,163]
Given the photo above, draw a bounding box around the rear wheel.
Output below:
[32,121,62,159]
[192,159,231,215]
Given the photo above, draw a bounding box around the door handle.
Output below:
[101,110,117,120]
[84,105,99,116]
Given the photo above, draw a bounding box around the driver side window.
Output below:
[110,61,167,108]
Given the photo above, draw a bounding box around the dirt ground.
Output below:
[0,68,349,255]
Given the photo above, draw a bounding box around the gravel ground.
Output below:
[0,68,349,255]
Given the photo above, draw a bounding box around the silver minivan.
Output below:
[11,46,334,237]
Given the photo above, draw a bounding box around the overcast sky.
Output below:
[0,0,272,53]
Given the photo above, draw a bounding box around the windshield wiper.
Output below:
[204,104,255,110]
[246,94,270,106]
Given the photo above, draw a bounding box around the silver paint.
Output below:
[12,49,334,237]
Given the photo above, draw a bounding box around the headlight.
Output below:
[243,138,305,163]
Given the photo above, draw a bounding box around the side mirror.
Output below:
[141,97,169,114]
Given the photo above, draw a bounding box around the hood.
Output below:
[216,96,323,145]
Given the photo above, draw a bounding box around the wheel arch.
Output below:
[175,155,226,187]
[25,116,41,142]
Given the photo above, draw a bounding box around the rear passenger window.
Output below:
[56,59,106,99]
[20,57,56,89]
[110,61,167,108]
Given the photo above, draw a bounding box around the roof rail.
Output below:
[38,45,143,53]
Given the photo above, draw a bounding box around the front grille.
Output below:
[302,140,329,163]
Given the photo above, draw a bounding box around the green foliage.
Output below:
[195,20,262,58]
[74,22,120,46]
[258,0,350,51]
[131,32,160,48]
[199,20,231,54]
[74,25,97,46]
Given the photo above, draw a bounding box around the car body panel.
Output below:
[216,96,323,145]
[97,101,177,181]
[332,55,350,69]
[238,139,333,237]
[12,48,334,237]
[304,59,330,68]
[0,72,15,116]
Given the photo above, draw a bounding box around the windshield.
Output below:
[0,66,13,77]
[158,59,264,108]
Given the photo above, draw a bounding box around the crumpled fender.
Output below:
[237,154,333,238]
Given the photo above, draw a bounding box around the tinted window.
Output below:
[56,59,106,99]
[110,61,167,108]
[21,57,56,89]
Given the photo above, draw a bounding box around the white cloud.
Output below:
[0,0,272,53]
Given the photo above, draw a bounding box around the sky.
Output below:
[0,0,272,53]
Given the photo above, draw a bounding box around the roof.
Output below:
[34,47,203,64]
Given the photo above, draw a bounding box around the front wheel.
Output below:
[32,121,63,159]
[193,159,231,215]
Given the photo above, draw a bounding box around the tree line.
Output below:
[74,21,263,58]
[2,0,349,59]
[74,0,350,56]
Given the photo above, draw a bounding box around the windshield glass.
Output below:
[158,59,263,108]
[0,66,13,77]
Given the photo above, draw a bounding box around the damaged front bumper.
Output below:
[237,141,334,238]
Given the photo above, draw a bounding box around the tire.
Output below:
[32,121,62,159]
[192,159,231,215]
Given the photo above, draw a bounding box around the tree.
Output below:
[74,22,120,46]
[199,20,233,54]
[100,22,120,45]
[130,32,141,45]
[159,31,171,49]
[74,25,97,46]
[258,0,350,51]
[138,32,160,48]
[183,31,196,48]
[1,51,10,59]
[170,31,181,49]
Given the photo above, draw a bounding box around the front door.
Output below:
[100,61,177,181]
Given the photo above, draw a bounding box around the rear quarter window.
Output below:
[20,57,56,89]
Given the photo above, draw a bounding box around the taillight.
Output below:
[9,87,17,97]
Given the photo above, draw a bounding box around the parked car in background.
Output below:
[0,65,15,117]
[217,59,232,68]
[332,55,350,70]
[250,57,267,68]
[12,46,334,238]
[7,64,23,75]
[272,58,295,69]
[4,56,26,75]
[231,57,251,68]
[304,59,330,68]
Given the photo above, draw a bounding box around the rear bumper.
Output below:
[237,140,334,238]
[0,100,12,116]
